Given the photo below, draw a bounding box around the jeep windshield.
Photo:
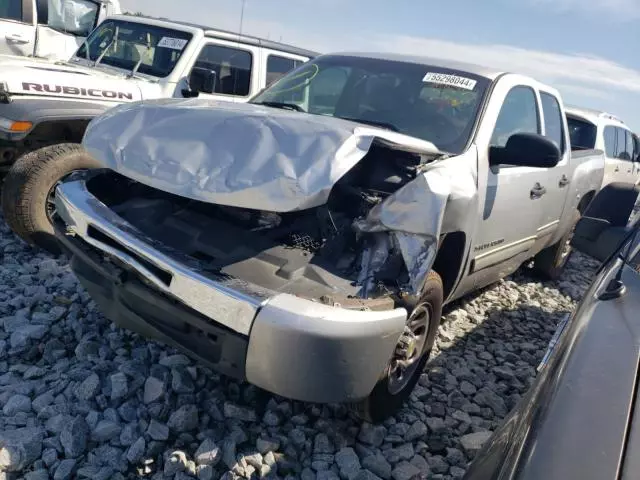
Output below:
[250,54,491,154]
[73,19,192,78]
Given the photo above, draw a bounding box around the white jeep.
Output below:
[0,13,317,253]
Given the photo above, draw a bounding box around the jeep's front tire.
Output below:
[1,143,101,255]
[349,271,444,423]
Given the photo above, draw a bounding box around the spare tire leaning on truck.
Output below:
[1,143,101,254]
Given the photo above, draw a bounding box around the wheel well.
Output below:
[431,231,466,300]
[577,190,596,214]
[24,119,91,149]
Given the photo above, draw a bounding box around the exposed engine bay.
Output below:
[86,143,440,309]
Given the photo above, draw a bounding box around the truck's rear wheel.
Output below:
[350,271,444,423]
[1,143,101,255]
[533,210,580,280]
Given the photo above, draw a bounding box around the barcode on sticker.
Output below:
[157,37,188,50]
[423,72,477,90]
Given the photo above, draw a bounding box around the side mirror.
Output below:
[489,132,561,168]
[184,67,217,97]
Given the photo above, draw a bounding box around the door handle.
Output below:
[559,175,570,188]
[5,34,28,44]
[615,166,620,172]
[530,183,547,199]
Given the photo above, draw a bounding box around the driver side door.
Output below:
[469,82,547,287]
[0,0,36,57]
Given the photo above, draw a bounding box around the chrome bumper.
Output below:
[55,176,408,402]
[55,177,272,335]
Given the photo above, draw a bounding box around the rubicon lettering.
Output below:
[21,82,134,100]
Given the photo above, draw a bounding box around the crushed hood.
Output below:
[0,57,143,103]
[82,98,442,212]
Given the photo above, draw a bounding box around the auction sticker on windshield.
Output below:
[157,37,188,50]
[423,72,477,91]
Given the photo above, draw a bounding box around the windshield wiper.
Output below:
[336,116,399,132]
[95,26,119,67]
[128,33,152,78]
[254,101,304,112]
[128,58,144,78]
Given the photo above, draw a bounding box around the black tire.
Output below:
[533,210,580,280]
[350,271,444,423]
[1,143,101,255]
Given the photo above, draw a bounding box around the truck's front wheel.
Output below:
[350,271,444,423]
[1,143,101,255]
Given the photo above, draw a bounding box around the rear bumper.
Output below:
[54,174,408,403]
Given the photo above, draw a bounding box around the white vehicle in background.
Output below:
[0,0,120,61]
[565,106,640,187]
[0,14,318,253]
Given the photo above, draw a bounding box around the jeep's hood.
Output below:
[82,98,442,212]
[0,58,143,103]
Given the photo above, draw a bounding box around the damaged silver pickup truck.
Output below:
[51,52,605,422]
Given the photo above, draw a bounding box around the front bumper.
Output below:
[54,175,408,403]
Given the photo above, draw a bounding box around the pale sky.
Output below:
[122,0,640,131]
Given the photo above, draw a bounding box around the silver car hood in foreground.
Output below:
[82,98,442,212]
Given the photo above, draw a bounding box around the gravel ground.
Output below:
[0,214,601,480]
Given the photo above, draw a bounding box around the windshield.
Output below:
[74,20,192,78]
[250,55,491,154]
[567,116,597,150]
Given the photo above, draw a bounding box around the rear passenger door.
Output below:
[619,128,637,184]
[188,41,259,103]
[533,91,571,250]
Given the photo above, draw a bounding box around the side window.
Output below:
[194,44,252,97]
[624,130,635,162]
[603,126,616,158]
[490,86,539,148]
[266,55,302,87]
[42,0,100,35]
[0,0,22,21]
[615,127,631,160]
[540,92,565,153]
[566,117,597,150]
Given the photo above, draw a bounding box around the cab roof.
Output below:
[112,14,319,59]
[327,51,506,80]
[565,105,628,129]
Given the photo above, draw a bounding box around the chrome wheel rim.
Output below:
[45,170,85,222]
[387,303,431,395]
[45,185,58,221]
